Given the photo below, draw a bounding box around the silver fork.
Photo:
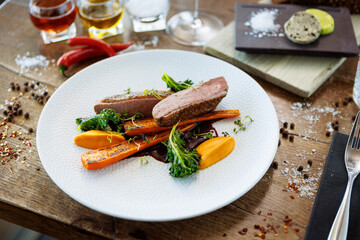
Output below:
[327,111,360,240]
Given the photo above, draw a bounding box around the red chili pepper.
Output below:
[57,42,133,77]
[68,37,116,57]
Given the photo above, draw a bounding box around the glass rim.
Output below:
[29,0,76,19]
[29,0,74,11]
[81,0,122,7]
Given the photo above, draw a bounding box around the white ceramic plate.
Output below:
[37,50,279,221]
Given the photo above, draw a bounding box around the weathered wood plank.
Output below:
[0,0,358,239]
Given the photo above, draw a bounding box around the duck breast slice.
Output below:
[94,90,172,118]
[152,77,228,127]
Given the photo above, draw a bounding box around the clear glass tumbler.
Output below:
[29,0,77,44]
[125,0,170,32]
[353,58,360,108]
[78,0,124,39]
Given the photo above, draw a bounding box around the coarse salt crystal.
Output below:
[15,54,49,74]
[244,8,283,38]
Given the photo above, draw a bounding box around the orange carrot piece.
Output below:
[124,110,240,136]
[81,124,195,170]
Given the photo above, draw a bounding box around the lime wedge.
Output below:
[306,8,334,35]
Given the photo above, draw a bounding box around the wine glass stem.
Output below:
[193,0,199,20]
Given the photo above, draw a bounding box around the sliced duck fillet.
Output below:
[94,90,172,118]
[152,77,228,127]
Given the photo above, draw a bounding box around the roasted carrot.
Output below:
[124,110,240,136]
[81,124,195,170]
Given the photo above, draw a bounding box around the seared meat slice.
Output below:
[152,77,228,127]
[94,90,172,118]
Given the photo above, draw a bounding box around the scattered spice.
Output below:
[272,161,278,169]
[282,131,289,138]
[290,195,295,199]
[289,135,294,142]
[290,123,295,130]
[307,160,312,167]
[283,122,288,128]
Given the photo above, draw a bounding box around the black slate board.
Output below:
[305,132,360,240]
[235,3,359,57]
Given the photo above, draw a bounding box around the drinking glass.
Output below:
[125,0,170,32]
[353,58,360,107]
[166,0,223,46]
[29,0,77,44]
[78,0,124,39]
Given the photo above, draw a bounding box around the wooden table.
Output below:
[0,0,359,239]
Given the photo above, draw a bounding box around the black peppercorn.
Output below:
[304,174,309,179]
[307,160,313,167]
[16,85,20,91]
[28,128,33,133]
[17,109,22,115]
[43,91,48,96]
[30,84,35,89]
[283,122,288,128]
[280,127,284,133]
[297,165,303,172]
[3,110,8,116]
[335,102,339,107]
[24,112,30,119]
[282,131,289,138]
[326,131,331,137]
[272,161,278,170]
[24,81,29,86]
[334,125,339,131]
[7,105,12,111]
[289,135,294,142]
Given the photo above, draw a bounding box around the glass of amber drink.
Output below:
[29,0,77,44]
[79,0,124,39]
